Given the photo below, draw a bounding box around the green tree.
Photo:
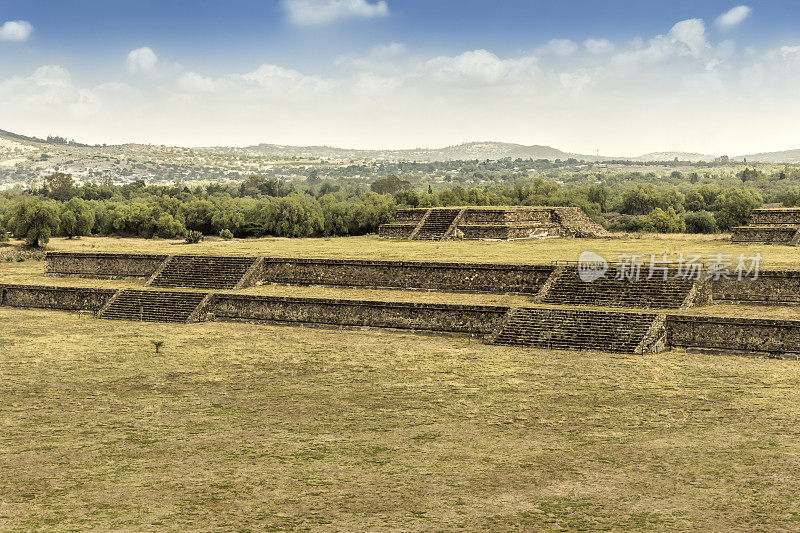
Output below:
[371,175,411,195]
[59,198,95,238]
[713,188,762,230]
[44,172,76,201]
[263,194,324,237]
[8,198,59,247]
[587,184,608,212]
[154,214,186,239]
[641,207,686,233]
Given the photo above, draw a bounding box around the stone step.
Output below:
[99,289,208,323]
[542,268,695,309]
[491,307,655,353]
[150,256,257,290]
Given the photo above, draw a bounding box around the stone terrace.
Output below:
[731,208,800,245]
[379,206,607,241]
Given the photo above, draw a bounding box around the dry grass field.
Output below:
[3,308,800,531]
[5,233,800,267]
[3,234,800,530]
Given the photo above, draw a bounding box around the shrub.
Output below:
[684,210,718,234]
[641,207,686,233]
[185,230,203,244]
[219,228,234,240]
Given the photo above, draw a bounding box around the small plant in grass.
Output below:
[152,340,164,354]
[16,256,25,262]
[185,230,203,244]
[219,229,234,240]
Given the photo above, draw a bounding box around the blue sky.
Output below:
[1,1,800,155]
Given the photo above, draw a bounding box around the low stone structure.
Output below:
[0,284,116,311]
[731,208,800,244]
[45,252,167,279]
[712,270,800,304]
[260,258,554,294]
[10,280,800,358]
[379,206,607,241]
[0,282,664,352]
[206,294,508,336]
[667,315,800,358]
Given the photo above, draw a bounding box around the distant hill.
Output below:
[629,151,716,163]
[733,149,800,164]
[204,141,605,162]
[5,126,800,163]
[0,128,45,145]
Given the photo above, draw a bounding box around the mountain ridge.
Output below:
[2,128,799,163]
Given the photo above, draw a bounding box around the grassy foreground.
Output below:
[2,308,800,531]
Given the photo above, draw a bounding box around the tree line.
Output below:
[0,172,767,247]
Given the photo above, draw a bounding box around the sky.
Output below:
[1,0,800,156]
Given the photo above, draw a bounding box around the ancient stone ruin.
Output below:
[731,208,800,244]
[4,251,800,358]
[378,206,607,241]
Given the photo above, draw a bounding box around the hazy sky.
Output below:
[1,0,799,156]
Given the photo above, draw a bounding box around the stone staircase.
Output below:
[98,289,209,323]
[149,255,259,289]
[412,209,462,240]
[490,307,658,353]
[542,267,695,309]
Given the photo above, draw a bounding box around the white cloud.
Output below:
[668,18,709,58]
[613,18,713,67]
[425,49,537,85]
[584,38,614,55]
[0,65,78,107]
[536,38,579,57]
[283,0,389,25]
[0,20,33,41]
[177,72,221,93]
[715,5,752,29]
[30,65,72,88]
[126,47,159,75]
[6,21,800,156]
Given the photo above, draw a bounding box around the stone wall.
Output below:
[730,226,800,244]
[205,294,508,335]
[750,208,800,225]
[712,270,800,303]
[377,224,415,239]
[394,209,427,223]
[260,258,554,293]
[667,314,800,356]
[0,284,116,311]
[45,252,168,279]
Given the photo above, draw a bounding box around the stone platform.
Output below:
[731,208,800,245]
[378,206,607,241]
